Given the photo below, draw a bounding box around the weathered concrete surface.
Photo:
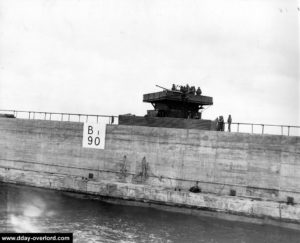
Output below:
[1,168,300,229]
[0,118,299,226]
[105,125,300,202]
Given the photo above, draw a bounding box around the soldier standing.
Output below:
[219,116,225,131]
[227,115,232,132]
[196,87,202,96]
[190,86,196,95]
[215,117,219,131]
[186,84,190,93]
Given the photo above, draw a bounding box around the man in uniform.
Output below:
[219,116,225,131]
[196,87,202,95]
[215,117,219,131]
[227,115,232,132]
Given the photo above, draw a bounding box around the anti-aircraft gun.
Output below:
[143,84,213,119]
[119,84,215,130]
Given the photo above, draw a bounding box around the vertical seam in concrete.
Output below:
[179,129,188,189]
[246,134,251,197]
[279,202,282,220]
[214,132,220,192]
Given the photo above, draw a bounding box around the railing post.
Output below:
[9,111,299,137]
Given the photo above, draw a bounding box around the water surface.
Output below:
[0,183,299,243]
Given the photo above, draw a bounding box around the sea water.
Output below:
[0,183,299,243]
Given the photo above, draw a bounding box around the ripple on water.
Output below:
[1,183,300,243]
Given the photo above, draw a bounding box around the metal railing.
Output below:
[229,122,300,136]
[0,109,118,124]
[0,109,299,136]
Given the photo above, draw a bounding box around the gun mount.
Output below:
[143,84,213,119]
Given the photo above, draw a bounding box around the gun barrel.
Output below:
[155,85,169,90]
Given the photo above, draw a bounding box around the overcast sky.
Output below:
[0,0,299,126]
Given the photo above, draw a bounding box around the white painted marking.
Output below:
[83,122,106,149]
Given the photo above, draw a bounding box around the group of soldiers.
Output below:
[170,84,233,132]
[216,115,232,132]
[172,84,202,96]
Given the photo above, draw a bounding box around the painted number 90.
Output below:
[88,136,100,146]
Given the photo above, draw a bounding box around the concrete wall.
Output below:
[0,118,299,224]
[105,124,300,202]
